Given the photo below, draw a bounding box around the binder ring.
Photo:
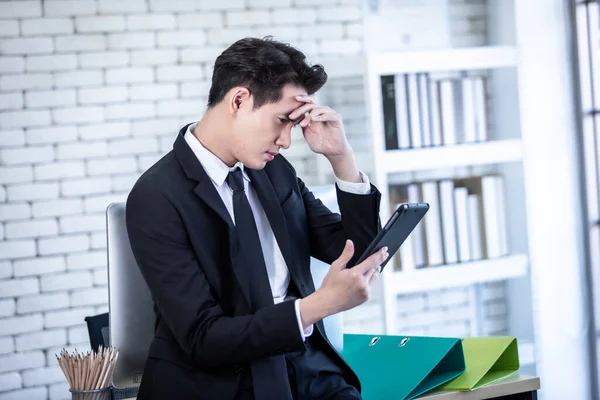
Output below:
[398,338,410,347]
[369,336,380,346]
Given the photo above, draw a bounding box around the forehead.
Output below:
[268,84,308,113]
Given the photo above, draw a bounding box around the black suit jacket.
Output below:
[126,124,382,399]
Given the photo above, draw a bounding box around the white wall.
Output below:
[0,1,505,399]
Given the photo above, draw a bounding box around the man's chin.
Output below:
[245,160,268,170]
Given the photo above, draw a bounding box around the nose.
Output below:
[275,127,291,150]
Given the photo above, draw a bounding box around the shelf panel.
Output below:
[381,139,523,173]
[389,254,528,295]
[368,46,517,75]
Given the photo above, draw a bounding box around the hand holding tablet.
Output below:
[350,203,430,271]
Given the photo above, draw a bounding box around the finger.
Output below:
[369,266,381,284]
[299,107,331,127]
[357,246,388,275]
[299,114,312,128]
[289,103,320,120]
[295,94,314,104]
[333,240,355,270]
[364,265,378,282]
[306,107,331,119]
[311,110,340,122]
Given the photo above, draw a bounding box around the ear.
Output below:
[229,87,252,117]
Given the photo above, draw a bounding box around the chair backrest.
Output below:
[84,312,109,353]
[106,202,154,389]
[106,184,344,388]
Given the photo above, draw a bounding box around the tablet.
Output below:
[352,202,429,271]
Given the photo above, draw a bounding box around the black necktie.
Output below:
[226,168,293,400]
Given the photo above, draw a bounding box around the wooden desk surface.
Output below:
[416,374,540,399]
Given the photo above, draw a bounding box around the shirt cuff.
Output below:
[335,171,371,195]
[294,299,313,340]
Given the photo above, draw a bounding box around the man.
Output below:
[126,37,388,400]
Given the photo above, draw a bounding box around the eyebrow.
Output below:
[279,113,303,125]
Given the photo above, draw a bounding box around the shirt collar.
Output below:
[184,122,250,187]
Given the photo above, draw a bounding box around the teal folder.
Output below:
[342,334,466,400]
[438,336,520,391]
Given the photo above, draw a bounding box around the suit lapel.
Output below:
[247,168,302,286]
[174,124,233,227]
[173,126,256,309]
[192,180,233,227]
[193,180,256,309]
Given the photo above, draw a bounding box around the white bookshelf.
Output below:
[380,139,523,174]
[364,43,535,368]
[389,254,528,294]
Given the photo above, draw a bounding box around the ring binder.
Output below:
[437,336,520,391]
[342,334,466,400]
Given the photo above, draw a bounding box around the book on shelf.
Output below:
[380,73,489,151]
[389,174,509,272]
[381,75,399,150]
[468,193,484,260]
[421,181,444,266]
[454,186,471,263]
[439,180,459,264]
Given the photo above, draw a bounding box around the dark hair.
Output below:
[207,37,328,109]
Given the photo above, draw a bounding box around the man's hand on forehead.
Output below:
[286,94,349,158]
[287,94,313,124]
[289,95,342,128]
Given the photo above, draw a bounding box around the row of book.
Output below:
[390,175,509,271]
[381,73,490,150]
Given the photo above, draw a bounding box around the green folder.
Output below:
[438,336,520,391]
[342,334,466,400]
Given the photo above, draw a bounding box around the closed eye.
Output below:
[278,116,302,127]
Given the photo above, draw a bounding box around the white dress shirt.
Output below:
[184,122,371,340]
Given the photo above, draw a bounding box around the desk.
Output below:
[417,375,540,400]
[118,375,539,400]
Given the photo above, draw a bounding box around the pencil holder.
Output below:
[69,386,111,400]
[56,346,119,400]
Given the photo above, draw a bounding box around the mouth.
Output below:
[266,151,278,160]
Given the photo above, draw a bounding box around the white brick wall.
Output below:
[26,55,77,72]
[0,130,25,147]
[15,330,67,352]
[0,74,53,92]
[0,315,43,337]
[27,127,78,145]
[0,351,46,374]
[0,278,38,300]
[0,300,16,318]
[16,293,69,314]
[0,263,11,280]
[0,0,503,398]
[0,338,15,356]
[0,372,21,393]
[0,58,25,74]
[21,19,74,37]
[0,38,54,55]
[21,366,64,387]
[53,70,103,88]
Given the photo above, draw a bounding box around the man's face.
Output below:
[230,83,307,170]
